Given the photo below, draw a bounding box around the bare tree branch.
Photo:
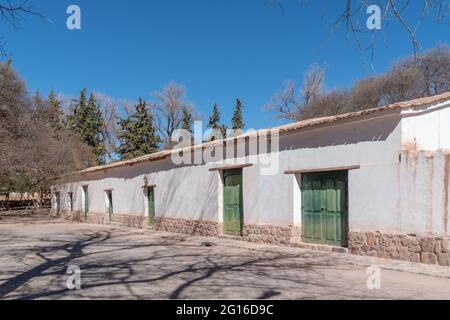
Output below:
[268,0,448,60]
[0,1,44,56]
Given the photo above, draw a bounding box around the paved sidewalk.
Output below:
[1,221,450,299]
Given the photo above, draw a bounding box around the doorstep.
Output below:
[289,237,348,254]
[217,234,348,254]
[218,234,245,241]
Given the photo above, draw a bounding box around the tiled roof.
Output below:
[76,91,450,175]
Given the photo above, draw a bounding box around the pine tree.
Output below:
[181,107,193,134]
[67,89,106,165]
[220,124,228,139]
[208,103,221,130]
[207,103,224,140]
[232,98,245,131]
[117,98,160,160]
[87,93,106,164]
[47,90,64,132]
[66,88,87,130]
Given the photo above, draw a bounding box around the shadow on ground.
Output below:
[1,217,450,300]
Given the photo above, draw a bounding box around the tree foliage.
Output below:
[208,103,221,130]
[67,90,106,164]
[47,90,64,132]
[181,106,193,134]
[206,103,228,141]
[116,98,160,160]
[232,98,245,134]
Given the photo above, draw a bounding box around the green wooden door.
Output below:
[69,193,74,211]
[107,191,113,222]
[83,187,88,219]
[301,171,347,246]
[55,192,61,216]
[147,187,155,226]
[223,169,243,236]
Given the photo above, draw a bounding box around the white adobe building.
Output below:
[52,92,450,266]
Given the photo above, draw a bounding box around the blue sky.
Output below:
[1,0,448,129]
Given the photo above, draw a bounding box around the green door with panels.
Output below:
[301,171,347,246]
[107,191,113,222]
[83,186,88,219]
[147,187,155,226]
[223,169,243,236]
[55,192,61,216]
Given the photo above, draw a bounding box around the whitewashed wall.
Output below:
[53,101,450,236]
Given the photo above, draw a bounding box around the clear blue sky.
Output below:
[1,0,448,129]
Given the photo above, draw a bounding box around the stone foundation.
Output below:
[155,217,221,236]
[61,210,83,222]
[242,224,300,245]
[61,211,146,229]
[153,218,299,243]
[349,231,450,266]
[111,214,146,229]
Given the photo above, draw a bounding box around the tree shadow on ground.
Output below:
[0,227,372,300]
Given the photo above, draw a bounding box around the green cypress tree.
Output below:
[86,93,106,164]
[66,88,87,130]
[116,116,135,160]
[208,103,221,130]
[117,98,160,160]
[232,98,245,131]
[220,124,228,139]
[67,89,106,165]
[181,107,193,134]
[47,90,64,132]
[207,103,225,140]
[134,98,160,155]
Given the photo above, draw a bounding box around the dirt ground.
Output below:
[0,215,450,300]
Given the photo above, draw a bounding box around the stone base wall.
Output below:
[111,214,146,229]
[61,211,146,229]
[242,224,300,245]
[61,210,83,222]
[155,217,221,237]
[349,231,450,266]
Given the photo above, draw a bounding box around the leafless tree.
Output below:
[303,89,352,119]
[0,61,96,195]
[265,64,325,121]
[268,45,450,121]
[94,92,120,163]
[151,82,195,149]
